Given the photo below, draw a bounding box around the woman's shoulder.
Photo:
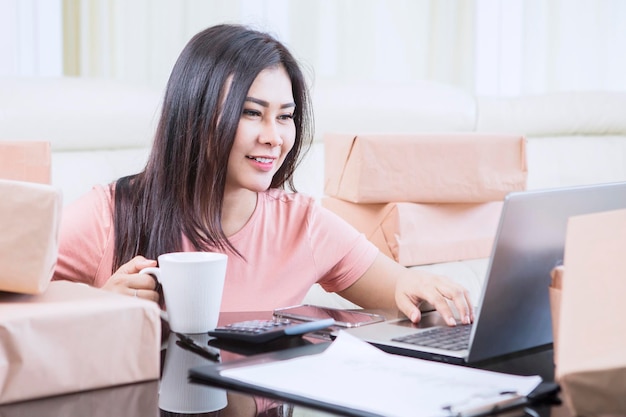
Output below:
[80,184,113,207]
[61,184,115,223]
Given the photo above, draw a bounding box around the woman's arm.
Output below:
[337,252,474,326]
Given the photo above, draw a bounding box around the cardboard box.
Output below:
[555,209,626,415]
[0,281,161,404]
[324,133,527,203]
[0,179,62,294]
[0,141,51,184]
[549,266,563,367]
[322,197,502,266]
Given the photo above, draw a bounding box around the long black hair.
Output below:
[112,24,313,271]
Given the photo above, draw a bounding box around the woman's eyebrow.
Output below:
[245,96,296,109]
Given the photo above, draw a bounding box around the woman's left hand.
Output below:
[395,269,474,326]
[103,255,160,302]
[338,253,474,326]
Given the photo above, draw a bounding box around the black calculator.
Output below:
[208,318,335,343]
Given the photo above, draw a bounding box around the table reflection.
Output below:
[0,380,159,417]
[160,333,227,415]
[159,332,298,417]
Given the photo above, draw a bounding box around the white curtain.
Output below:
[0,0,63,76]
[62,0,477,91]
[520,0,626,94]
[475,0,626,95]
[3,0,625,95]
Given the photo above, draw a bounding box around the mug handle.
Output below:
[139,267,168,322]
[139,266,160,280]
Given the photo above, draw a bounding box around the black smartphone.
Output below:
[273,304,385,328]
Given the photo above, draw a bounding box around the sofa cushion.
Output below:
[526,135,626,190]
[52,148,150,205]
[477,92,626,137]
[312,80,477,141]
[0,76,161,151]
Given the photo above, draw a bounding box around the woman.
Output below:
[54,24,473,327]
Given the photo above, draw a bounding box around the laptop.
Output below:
[345,181,626,365]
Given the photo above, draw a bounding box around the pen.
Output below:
[441,390,524,416]
[175,332,221,362]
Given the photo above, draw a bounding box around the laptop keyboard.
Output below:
[392,324,472,351]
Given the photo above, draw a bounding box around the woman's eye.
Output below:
[279,113,294,121]
[242,109,261,117]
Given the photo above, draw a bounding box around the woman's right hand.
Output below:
[102,255,160,303]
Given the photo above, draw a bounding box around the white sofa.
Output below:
[2,76,626,308]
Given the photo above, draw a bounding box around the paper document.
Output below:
[221,331,542,417]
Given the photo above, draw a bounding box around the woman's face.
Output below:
[226,65,296,194]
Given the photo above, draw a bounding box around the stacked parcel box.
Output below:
[322,133,528,269]
[0,141,160,405]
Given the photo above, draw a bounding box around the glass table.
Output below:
[0,310,567,417]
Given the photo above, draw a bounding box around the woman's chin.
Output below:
[232,174,276,193]
[247,182,274,193]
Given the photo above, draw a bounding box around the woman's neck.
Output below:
[221,188,258,237]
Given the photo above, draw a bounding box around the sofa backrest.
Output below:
[477,92,626,190]
[0,76,161,150]
[476,92,626,137]
[311,79,477,141]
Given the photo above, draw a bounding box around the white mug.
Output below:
[159,333,228,413]
[140,251,227,334]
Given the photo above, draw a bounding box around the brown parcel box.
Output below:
[0,179,62,294]
[0,141,51,184]
[322,197,502,267]
[324,133,527,204]
[549,265,563,367]
[0,281,161,404]
[554,208,626,415]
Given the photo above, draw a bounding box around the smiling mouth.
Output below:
[246,156,274,163]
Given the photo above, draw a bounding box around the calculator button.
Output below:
[208,318,334,343]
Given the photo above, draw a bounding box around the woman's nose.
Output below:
[260,120,283,147]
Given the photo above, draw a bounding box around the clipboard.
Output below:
[189,342,383,417]
[189,333,543,417]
